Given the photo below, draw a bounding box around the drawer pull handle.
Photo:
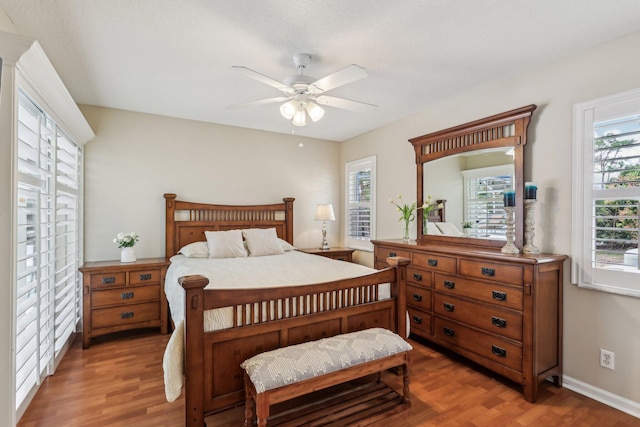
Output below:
[412,293,423,302]
[102,277,116,284]
[444,280,455,289]
[482,267,495,277]
[139,273,152,281]
[443,327,455,337]
[443,302,455,312]
[492,316,507,328]
[121,292,134,299]
[428,259,438,267]
[389,252,397,257]
[413,273,422,281]
[492,345,507,357]
[121,311,134,319]
[492,291,507,301]
[412,315,422,324]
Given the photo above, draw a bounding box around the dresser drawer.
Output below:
[434,273,523,310]
[92,302,160,329]
[407,267,430,287]
[129,269,162,285]
[407,307,431,336]
[91,284,160,308]
[412,252,456,273]
[374,246,412,266]
[433,294,523,341]
[91,272,126,288]
[434,317,522,372]
[407,284,431,311]
[459,259,523,285]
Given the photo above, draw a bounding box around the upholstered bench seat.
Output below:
[241,328,412,427]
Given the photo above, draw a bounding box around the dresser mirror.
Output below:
[409,105,537,249]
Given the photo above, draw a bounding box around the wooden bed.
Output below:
[163,194,410,427]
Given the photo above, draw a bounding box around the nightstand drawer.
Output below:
[91,272,126,288]
[91,284,160,308]
[92,302,160,329]
[129,269,162,285]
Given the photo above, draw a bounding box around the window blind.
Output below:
[462,165,513,239]
[345,156,376,250]
[15,90,83,413]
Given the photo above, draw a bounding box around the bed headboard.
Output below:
[427,199,446,223]
[164,194,295,257]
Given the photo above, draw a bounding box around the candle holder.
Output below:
[522,199,540,254]
[501,206,520,254]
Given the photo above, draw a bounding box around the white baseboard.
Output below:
[563,375,640,419]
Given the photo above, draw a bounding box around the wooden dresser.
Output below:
[79,257,169,348]
[373,239,567,402]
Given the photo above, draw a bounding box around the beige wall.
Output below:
[80,106,341,261]
[342,31,640,407]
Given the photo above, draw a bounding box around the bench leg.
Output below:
[402,361,411,405]
[244,375,254,427]
[256,394,270,427]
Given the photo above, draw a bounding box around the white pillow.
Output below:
[435,222,465,237]
[177,241,209,258]
[242,228,285,257]
[278,238,295,251]
[426,222,442,235]
[205,230,248,258]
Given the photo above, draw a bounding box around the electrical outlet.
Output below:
[600,348,615,370]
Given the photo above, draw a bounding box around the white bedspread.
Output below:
[162,250,383,401]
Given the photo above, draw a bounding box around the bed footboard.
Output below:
[178,256,409,427]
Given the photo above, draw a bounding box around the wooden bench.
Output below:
[241,328,412,427]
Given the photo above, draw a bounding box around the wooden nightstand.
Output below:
[79,257,169,349]
[297,247,355,262]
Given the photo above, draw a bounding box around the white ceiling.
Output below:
[2,1,640,142]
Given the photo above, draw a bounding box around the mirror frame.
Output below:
[409,105,537,249]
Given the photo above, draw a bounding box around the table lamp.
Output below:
[314,204,335,250]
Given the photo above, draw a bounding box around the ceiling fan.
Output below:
[228,53,377,127]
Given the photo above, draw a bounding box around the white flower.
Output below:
[113,232,139,248]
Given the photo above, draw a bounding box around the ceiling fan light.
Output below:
[292,107,307,127]
[280,100,297,120]
[305,102,325,122]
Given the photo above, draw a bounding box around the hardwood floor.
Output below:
[18,329,639,427]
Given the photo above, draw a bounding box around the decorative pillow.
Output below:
[242,228,285,257]
[178,241,209,258]
[426,222,442,235]
[205,230,248,258]
[435,222,465,237]
[278,238,295,251]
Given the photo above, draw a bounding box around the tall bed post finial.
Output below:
[164,193,177,257]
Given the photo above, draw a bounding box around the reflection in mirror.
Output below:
[424,148,515,240]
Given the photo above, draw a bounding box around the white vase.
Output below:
[121,247,136,263]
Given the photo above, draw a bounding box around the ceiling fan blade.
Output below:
[226,96,290,110]
[309,65,368,93]
[315,95,377,112]
[232,66,294,94]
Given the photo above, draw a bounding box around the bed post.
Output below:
[164,193,177,257]
[283,197,295,245]
[386,257,410,339]
[179,274,209,427]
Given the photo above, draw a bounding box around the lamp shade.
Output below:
[314,204,335,221]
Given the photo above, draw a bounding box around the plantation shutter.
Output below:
[462,165,514,239]
[345,156,376,250]
[573,89,640,296]
[15,90,83,413]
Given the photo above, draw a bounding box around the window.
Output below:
[345,156,376,251]
[462,165,514,239]
[15,90,83,415]
[572,88,640,297]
